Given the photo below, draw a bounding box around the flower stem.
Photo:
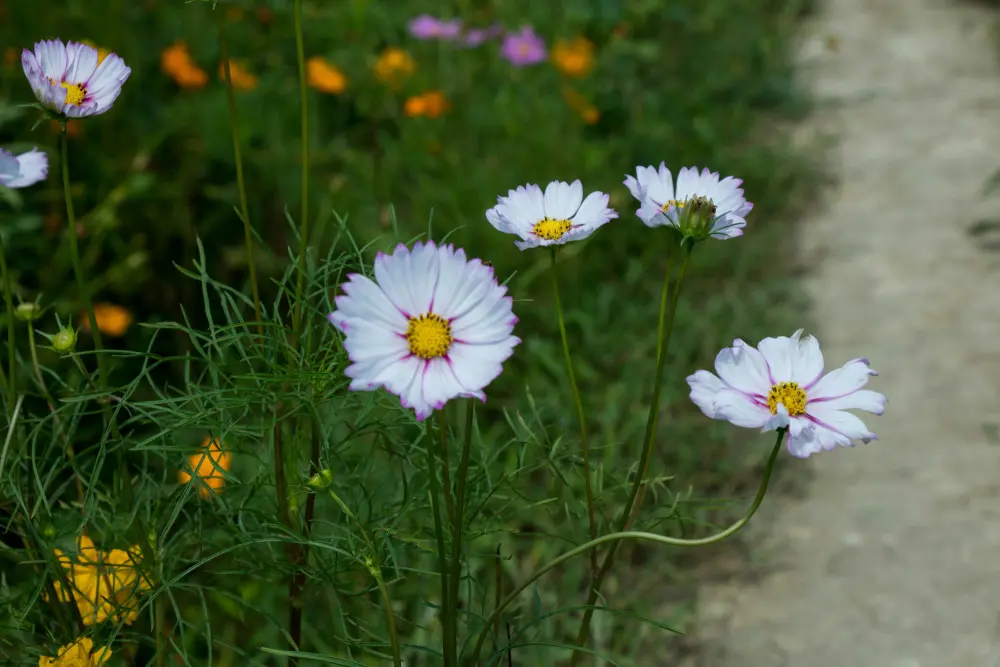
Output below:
[0,230,15,412]
[291,0,311,340]
[569,241,693,664]
[466,428,787,666]
[217,14,263,338]
[450,401,475,662]
[549,248,598,576]
[61,129,108,387]
[426,417,455,667]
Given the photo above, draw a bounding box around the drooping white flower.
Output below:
[485,180,617,250]
[328,241,520,421]
[624,163,751,240]
[21,40,131,118]
[687,330,886,458]
[0,148,47,188]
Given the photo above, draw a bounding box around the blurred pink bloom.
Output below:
[464,25,503,47]
[500,26,546,66]
[408,15,463,40]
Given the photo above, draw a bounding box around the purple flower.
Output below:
[408,15,463,40]
[500,26,547,66]
[464,24,503,47]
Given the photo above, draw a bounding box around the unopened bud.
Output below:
[14,302,42,322]
[51,328,77,353]
[676,195,718,242]
[307,469,334,490]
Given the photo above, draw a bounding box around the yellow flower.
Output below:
[48,535,150,626]
[179,436,232,498]
[306,57,348,94]
[38,637,111,667]
[161,42,208,90]
[80,303,132,338]
[79,40,110,65]
[404,91,448,119]
[219,59,257,91]
[551,36,595,78]
[373,48,415,87]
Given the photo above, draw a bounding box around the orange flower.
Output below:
[561,86,600,124]
[219,59,257,91]
[161,42,208,89]
[50,119,82,137]
[551,36,595,78]
[178,436,232,498]
[80,303,133,337]
[306,56,347,94]
[404,91,448,118]
[373,47,415,87]
[3,47,17,69]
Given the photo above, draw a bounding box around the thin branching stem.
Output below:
[291,0,311,340]
[426,419,456,667]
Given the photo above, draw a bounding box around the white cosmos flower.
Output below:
[328,241,520,421]
[485,180,617,250]
[687,330,886,458]
[624,163,752,240]
[22,40,131,118]
[0,148,47,188]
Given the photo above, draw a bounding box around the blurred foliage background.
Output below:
[0,0,819,663]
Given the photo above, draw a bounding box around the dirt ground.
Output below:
[693,0,1000,665]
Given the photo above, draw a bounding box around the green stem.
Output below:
[61,128,108,388]
[467,428,787,666]
[217,14,263,337]
[0,230,15,413]
[570,241,693,664]
[549,248,597,575]
[424,421,455,667]
[451,402,474,661]
[291,0,311,340]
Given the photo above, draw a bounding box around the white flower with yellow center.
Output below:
[687,330,886,458]
[0,147,47,188]
[624,163,751,240]
[328,241,520,421]
[485,180,617,250]
[21,40,131,118]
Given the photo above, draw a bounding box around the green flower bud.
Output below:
[676,195,718,243]
[51,328,77,353]
[14,302,42,322]
[307,468,334,490]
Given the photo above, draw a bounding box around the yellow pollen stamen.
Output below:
[767,381,807,416]
[54,80,86,106]
[660,199,684,213]
[532,218,573,241]
[406,313,453,360]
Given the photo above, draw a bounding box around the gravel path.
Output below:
[695,0,1000,665]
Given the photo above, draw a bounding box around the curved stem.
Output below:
[217,14,263,337]
[568,242,692,664]
[467,428,786,666]
[371,565,402,667]
[291,0,311,340]
[549,249,597,574]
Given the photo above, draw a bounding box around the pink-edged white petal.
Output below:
[542,180,582,220]
[758,333,795,383]
[714,338,772,396]
[713,388,771,428]
[64,42,99,86]
[0,148,48,188]
[329,241,519,421]
[807,357,877,398]
[807,407,878,444]
[686,370,726,419]
[809,389,885,415]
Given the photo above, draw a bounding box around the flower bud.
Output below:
[51,328,77,353]
[676,195,718,242]
[307,468,334,490]
[14,302,42,322]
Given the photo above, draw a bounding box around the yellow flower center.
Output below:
[532,218,572,241]
[406,313,453,360]
[59,81,87,106]
[660,199,684,213]
[767,381,807,416]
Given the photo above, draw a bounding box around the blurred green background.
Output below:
[1,0,818,662]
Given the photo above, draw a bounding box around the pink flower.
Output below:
[687,330,886,458]
[500,26,546,66]
[408,15,463,40]
[464,25,503,47]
